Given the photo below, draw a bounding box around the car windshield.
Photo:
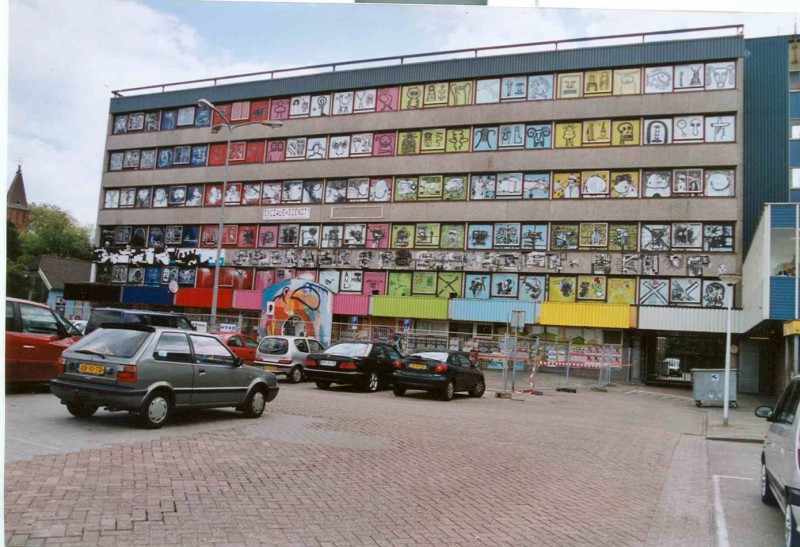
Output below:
[411,352,449,362]
[259,337,289,354]
[69,328,151,358]
[325,343,371,357]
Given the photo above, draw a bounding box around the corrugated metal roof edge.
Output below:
[109,36,743,114]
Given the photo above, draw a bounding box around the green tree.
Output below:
[6,221,29,298]
[20,204,93,260]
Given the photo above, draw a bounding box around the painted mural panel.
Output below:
[579,223,608,248]
[528,74,554,100]
[577,275,606,300]
[552,172,580,199]
[375,87,399,112]
[423,82,449,107]
[363,272,387,295]
[608,224,639,252]
[400,85,423,110]
[394,177,418,202]
[556,73,583,99]
[611,120,640,146]
[523,173,551,199]
[705,115,735,143]
[496,173,522,199]
[340,270,363,293]
[333,91,354,115]
[465,274,490,299]
[412,272,437,295]
[372,132,397,157]
[554,122,582,148]
[643,119,672,145]
[391,224,415,249]
[353,89,377,112]
[325,180,346,204]
[704,170,735,197]
[525,124,552,149]
[583,69,612,95]
[472,126,498,151]
[347,178,370,202]
[475,79,500,104]
[582,119,611,146]
[445,128,472,153]
[369,178,393,202]
[612,68,641,95]
[366,224,390,249]
[467,224,493,250]
[417,176,443,200]
[610,171,639,198]
[673,169,703,194]
[470,174,496,200]
[638,278,669,306]
[448,81,474,106]
[440,224,465,249]
[328,135,351,159]
[549,276,576,302]
[261,280,333,346]
[397,131,421,155]
[437,272,463,298]
[306,137,327,160]
[302,180,324,204]
[443,176,468,200]
[674,115,704,142]
[521,224,548,251]
[498,124,525,148]
[581,170,609,196]
[500,76,528,101]
[671,223,703,249]
[420,128,446,153]
[642,170,672,198]
[644,66,673,93]
[702,280,727,308]
[551,224,578,251]
[350,133,373,156]
[607,278,636,304]
[249,101,269,122]
[321,225,343,248]
[703,224,734,252]
[641,224,671,252]
[309,94,331,117]
[494,223,521,248]
[318,270,340,294]
[705,62,736,90]
[674,64,705,91]
[518,275,545,302]
[670,278,701,305]
[415,223,440,247]
[258,226,279,248]
[343,224,366,246]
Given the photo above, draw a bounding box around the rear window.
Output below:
[69,328,151,359]
[411,352,449,362]
[325,343,370,357]
[258,337,289,355]
[86,310,122,331]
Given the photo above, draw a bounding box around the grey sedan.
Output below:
[50,324,279,428]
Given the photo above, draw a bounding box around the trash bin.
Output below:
[691,368,738,408]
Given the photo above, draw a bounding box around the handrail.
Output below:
[111,25,743,97]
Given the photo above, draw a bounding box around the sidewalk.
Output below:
[703,392,774,443]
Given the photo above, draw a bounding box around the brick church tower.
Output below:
[7,165,30,232]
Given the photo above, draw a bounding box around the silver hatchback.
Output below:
[50,325,279,429]
[255,336,324,383]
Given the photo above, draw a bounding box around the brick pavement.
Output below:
[6,383,712,546]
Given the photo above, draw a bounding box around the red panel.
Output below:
[265,140,286,163]
[254,270,275,290]
[208,144,228,166]
[362,271,387,295]
[250,100,270,121]
[200,225,218,247]
[204,185,222,207]
[232,268,254,290]
[228,142,246,162]
[333,294,370,315]
[221,225,238,246]
[233,290,263,310]
[372,133,396,157]
[245,141,265,163]
[238,225,257,248]
[175,288,233,309]
[269,98,290,120]
[212,104,232,126]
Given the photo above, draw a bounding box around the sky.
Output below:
[5,0,800,227]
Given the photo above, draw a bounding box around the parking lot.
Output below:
[4,380,785,546]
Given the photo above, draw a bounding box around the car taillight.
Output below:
[56,357,66,375]
[117,365,137,383]
[433,363,448,374]
[278,359,292,365]
[305,359,317,367]
[394,359,403,369]
[339,362,357,370]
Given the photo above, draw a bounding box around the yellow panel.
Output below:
[611,119,641,146]
[396,131,421,155]
[548,276,576,302]
[582,119,611,146]
[583,70,612,96]
[607,278,637,304]
[445,127,472,153]
[372,296,449,320]
[610,171,640,198]
[541,302,634,328]
[577,276,607,300]
[554,122,582,149]
[552,172,580,199]
[557,73,583,99]
[613,68,642,95]
[448,80,474,106]
[400,85,424,110]
[423,82,449,107]
[420,128,446,153]
[784,320,800,336]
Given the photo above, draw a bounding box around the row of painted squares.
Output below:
[106,114,737,171]
[102,167,735,209]
[110,62,737,135]
[101,222,734,253]
[97,264,731,309]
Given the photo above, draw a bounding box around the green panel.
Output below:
[371,296,448,320]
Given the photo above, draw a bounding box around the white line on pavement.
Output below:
[713,474,754,547]
[6,436,62,450]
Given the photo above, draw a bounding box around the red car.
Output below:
[5,297,83,382]
[211,332,259,366]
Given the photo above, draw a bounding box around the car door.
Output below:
[293,339,310,364]
[5,301,20,375]
[150,332,195,407]
[13,302,75,382]
[189,335,249,405]
[241,336,259,366]
[226,336,246,361]
[453,353,478,391]
[767,380,800,493]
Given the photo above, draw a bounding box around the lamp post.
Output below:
[720,272,742,426]
[197,99,283,331]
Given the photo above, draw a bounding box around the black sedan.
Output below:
[392,349,485,401]
[305,342,403,392]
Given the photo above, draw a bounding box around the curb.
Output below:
[706,437,764,444]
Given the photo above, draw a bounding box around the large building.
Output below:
[77,25,773,388]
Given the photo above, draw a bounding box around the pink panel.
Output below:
[333,294,370,315]
[269,98,290,120]
[266,140,286,162]
[233,290,263,310]
[362,272,386,295]
[372,133,396,157]
[376,87,399,112]
[254,270,275,290]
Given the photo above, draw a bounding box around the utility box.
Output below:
[691,368,738,408]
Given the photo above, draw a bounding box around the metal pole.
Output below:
[794,335,799,377]
[210,124,232,333]
[722,283,734,425]
[787,336,791,384]
[511,331,518,393]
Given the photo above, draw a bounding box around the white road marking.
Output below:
[712,474,754,547]
[625,389,694,402]
[6,436,62,451]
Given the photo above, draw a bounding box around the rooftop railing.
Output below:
[111,24,743,97]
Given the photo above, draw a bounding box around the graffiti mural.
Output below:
[261,280,333,346]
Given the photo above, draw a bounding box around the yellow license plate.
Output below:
[263,365,278,371]
[78,363,105,375]
[409,363,427,370]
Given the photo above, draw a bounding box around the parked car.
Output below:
[255,336,324,383]
[755,377,800,545]
[5,297,83,382]
[70,319,89,334]
[304,342,403,392]
[392,349,486,401]
[84,308,194,335]
[50,325,279,429]
[211,332,259,366]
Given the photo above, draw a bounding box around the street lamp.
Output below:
[720,272,742,426]
[197,98,283,331]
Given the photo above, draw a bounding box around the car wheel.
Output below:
[288,366,303,384]
[787,497,800,546]
[362,372,380,393]
[315,381,331,390]
[761,460,777,506]
[243,387,267,419]
[393,385,406,397]
[469,378,486,398]
[66,402,98,419]
[138,391,171,429]
[440,380,455,401]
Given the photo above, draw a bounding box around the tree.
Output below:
[20,204,93,260]
[6,221,29,298]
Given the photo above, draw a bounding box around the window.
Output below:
[791,120,800,140]
[775,381,800,424]
[227,336,243,348]
[244,337,259,349]
[190,335,235,366]
[6,301,16,333]
[154,333,192,363]
[793,168,800,190]
[294,339,309,353]
[308,340,324,353]
[19,304,60,335]
[602,330,623,345]
[258,337,289,355]
[476,324,493,336]
[325,343,370,357]
[387,346,403,360]
[455,354,473,367]
[176,317,193,331]
[71,329,150,358]
[372,346,387,360]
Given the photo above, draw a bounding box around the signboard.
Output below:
[218,323,237,333]
[262,207,311,221]
[402,319,413,331]
[351,316,359,329]
[191,321,208,333]
[265,302,276,316]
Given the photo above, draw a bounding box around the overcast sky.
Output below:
[5,0,800,226]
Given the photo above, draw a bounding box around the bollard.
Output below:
[527,364,543,396]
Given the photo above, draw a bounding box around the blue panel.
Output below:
[792,93,800,118]
[791,140,800,166]
[120,286,174,305]
[449,298,538,324]
[790,189,800,203]
[770,277,800,320]
[771,204,798,228]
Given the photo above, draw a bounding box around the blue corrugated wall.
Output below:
[770,277,800,320]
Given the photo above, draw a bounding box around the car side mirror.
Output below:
[755,405,774,420]
[233,357,244,368]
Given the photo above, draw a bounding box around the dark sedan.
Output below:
[305,342,403,392]
[392,350,485,401]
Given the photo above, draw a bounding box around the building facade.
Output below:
[84,27,754,387]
